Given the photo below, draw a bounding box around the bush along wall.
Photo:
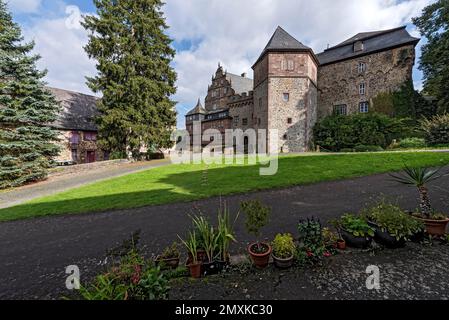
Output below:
[313,112,409,152]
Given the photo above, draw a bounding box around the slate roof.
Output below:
[226,73,253,94]
[317,26,420,66]
[187,98,207,116]
[48,87,99,131]
[253,26,316,67]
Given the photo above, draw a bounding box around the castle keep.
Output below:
[186,26,419,153]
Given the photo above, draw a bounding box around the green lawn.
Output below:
[1,152,449,222]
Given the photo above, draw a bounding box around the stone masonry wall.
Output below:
[55,130,106,163]
[317,44,416,118]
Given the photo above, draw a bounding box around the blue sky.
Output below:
[7,0,433,128]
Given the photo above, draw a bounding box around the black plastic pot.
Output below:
[202,260,230,275]
[340,228,372,249]
[368,222,406,249]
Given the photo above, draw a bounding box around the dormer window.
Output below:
[354,41,364,52]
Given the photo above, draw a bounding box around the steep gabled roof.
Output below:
[253,26,317,67]
[317,26,420,66]
[186,98,207,116]
[226,73,253,94]
[49,87,99,131]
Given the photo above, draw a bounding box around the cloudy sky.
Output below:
[8,0,433,128]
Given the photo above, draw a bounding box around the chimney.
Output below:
[241,72,247,78]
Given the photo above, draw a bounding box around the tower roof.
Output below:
[186,98,206,116]
[253,26,317,67]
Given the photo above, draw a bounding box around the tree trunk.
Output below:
[418,186,432,218]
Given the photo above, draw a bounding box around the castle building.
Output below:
[186,26,419,153]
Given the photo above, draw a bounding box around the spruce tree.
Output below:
[0,0,60,189]
[83,0,177,158]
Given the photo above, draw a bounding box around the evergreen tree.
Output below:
[0,0,60,189]
[413,0,449,114]
[82,0,177,158]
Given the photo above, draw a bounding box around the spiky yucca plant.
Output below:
[390,166,445,218]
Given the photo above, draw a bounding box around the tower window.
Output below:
[334,104,347,116]
[283,93,290,102]
[359,83,366,95]
[242,118,248,126]
[287,118,293,124]
[283,134,288,140]
[259,98,262,108]
[359,101,369,113]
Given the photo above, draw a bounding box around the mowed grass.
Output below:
[1,152,449,222]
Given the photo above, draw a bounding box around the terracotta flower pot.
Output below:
[418,218,449,237]
[248,242,272,269]
[272,254,294,269]
[187,262,202,279]
[337,239,346,250]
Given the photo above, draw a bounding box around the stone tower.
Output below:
[252,26,319,153]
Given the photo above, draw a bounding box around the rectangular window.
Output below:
[233,116,239,126]
[70,132,80,144]
[281,60,286,71]
[359,83,366,95]
[358,62,366,73]
[287,118,293,124]
[242,118,248,126]
[283,93,290,102]
[84,131,97,142]
[359,101,369,113]
[333,104,347,116]
[259,98,262,108]
[287,60,294,71]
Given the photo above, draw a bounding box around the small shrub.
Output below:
[241,200,271,253]
[159,242,180,260]
[297,218,329,264]
[272,233,296,259]
[339,148,354,153]
[397,137,427,149]
[421,114,449,146]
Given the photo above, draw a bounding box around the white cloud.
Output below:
[21,5,96,95]
[15,0,433,127]
[8,0,42,13]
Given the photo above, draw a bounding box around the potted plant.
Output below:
[272,233,296,269]
[390,166,449,236]
[178,231,202,279]
[363,202,425,248]
[216,204,238,272]
[297,218,327,264]
[155,242,181,270]
[241,200,272,269]
[322,227,339,250]
[191,215,221,275]
[332,214,374,249]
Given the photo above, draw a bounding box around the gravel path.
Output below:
[0,170,448,299]
[170,242,449,300]
[0,159,171,209]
